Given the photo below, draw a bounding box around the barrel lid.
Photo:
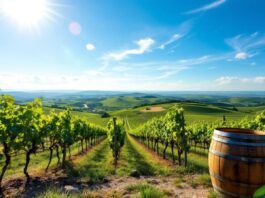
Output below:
[214,128,265,140]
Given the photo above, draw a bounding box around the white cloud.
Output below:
[226,33,265,60]
[1,71,264,91]
[215,76,265,90]
[84,70,103,76]
[159,20,192,50]
[159,34,183,49]
[86,43,95,51]
[235,52,248,60]
[185,0,226,14]
[215,76,238,85]
[103,38,154,61]
[253,77,265,83]
[0,72,130,91]
[111,54,227,81]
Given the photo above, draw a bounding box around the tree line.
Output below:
[0,95,106,189]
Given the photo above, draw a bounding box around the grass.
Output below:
[117,135,172,176]
[38,184,165,198]
[138,139,209,176]
[174,177,185,188]
[45,101,263,130]
[112,102,260,130]
[37,187,72,198]
[0,138,112,184]
[37,187,123,198]
[0,142,83,179]
[130,136,212,188]
[125,183,153,192]
[1,132,171,183]
[101,96,143,108]
[67,135,170,180]
[195,174,211,186]
[186,148,209,173]
[140,186,165,198]
[207,189,219,198]
[117,137,157,176]
[187,174,211,188]
[126,183,165,198]
[65,139,114,182]
[44,107,109,127]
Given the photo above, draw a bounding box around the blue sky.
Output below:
[0,0,265,91]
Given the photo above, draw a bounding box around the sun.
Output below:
[0,0,55,29]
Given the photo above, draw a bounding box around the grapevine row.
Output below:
[107,117,126,168]
[130,106,188,166]
[130,105,265,166]
[186,111,265,150]
[0,95,107,189]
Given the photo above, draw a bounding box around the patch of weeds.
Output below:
[86,171,107,184]
[36,187,73,198]
[140,186,165,198]
[65,162,80,177]
[208,189,218,198]
[125,183,165,198]
[161,177,168,183]
[188,180,198,188]
[187,174,211,188]
[162,188,173,196]
[195,174,211,187]
[80,190,100,198]
[125,183,152,192]
[106,190,123,198]
[174,177,185,188]
[175,164,201,175]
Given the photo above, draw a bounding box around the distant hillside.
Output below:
[2,91,265,112]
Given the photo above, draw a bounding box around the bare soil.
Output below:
[2,173,210,197]
[140,106,165,113]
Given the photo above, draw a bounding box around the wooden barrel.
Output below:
[209,128,265,198]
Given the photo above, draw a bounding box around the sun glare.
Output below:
[0,0,53,29]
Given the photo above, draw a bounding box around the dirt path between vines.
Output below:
[2,137,211,197]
